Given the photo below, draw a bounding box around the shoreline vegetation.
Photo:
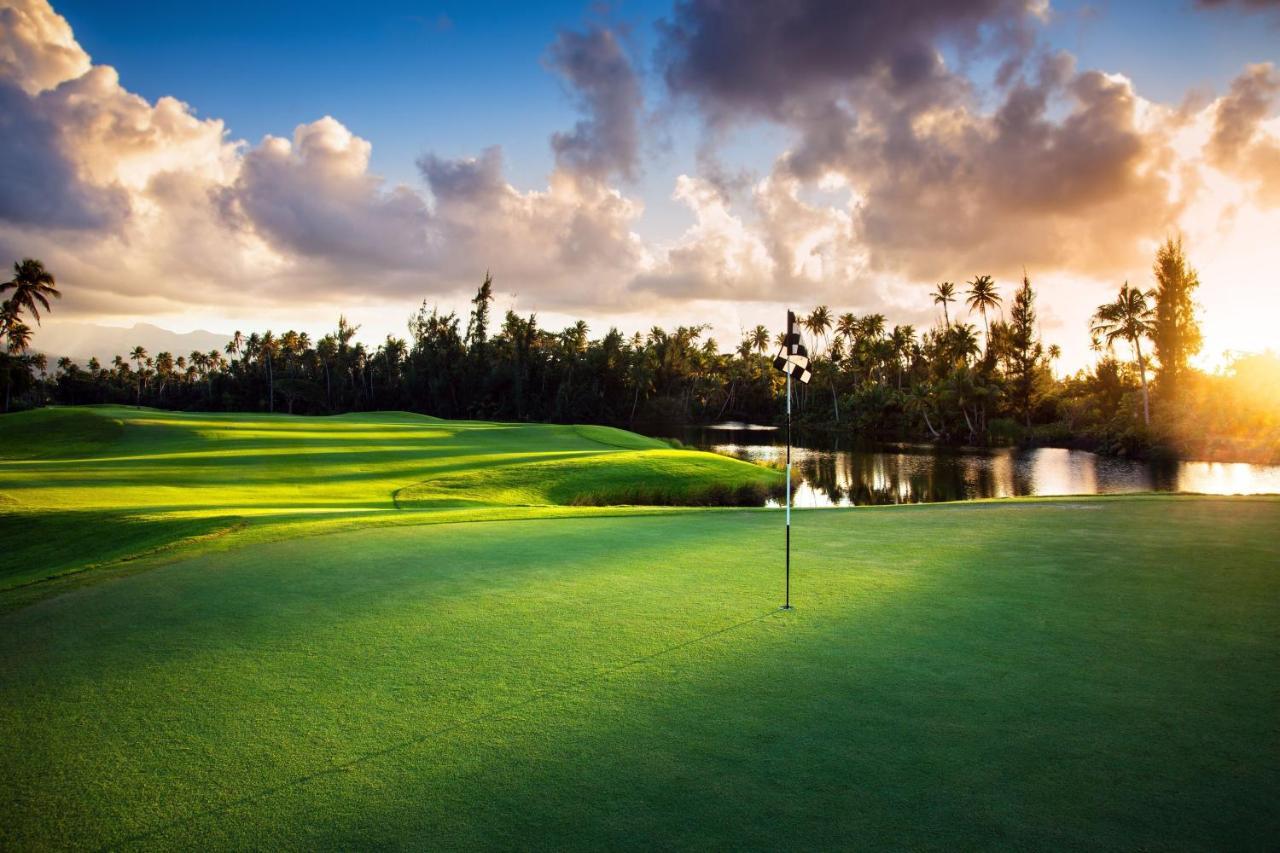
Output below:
[3,238,1278,465]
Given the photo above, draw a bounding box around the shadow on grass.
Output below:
[0,510,243,593]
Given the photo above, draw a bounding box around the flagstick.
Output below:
[784,367,792,611]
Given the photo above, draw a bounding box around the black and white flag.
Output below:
[772,310,812,384]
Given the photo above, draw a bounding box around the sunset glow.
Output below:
[1,0,1277,371]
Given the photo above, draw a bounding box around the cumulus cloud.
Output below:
[0,0,87,94]
[3,0,1280,365]
[658,0,1038,122]
[0,80,128,229]
[0,4,669,320]
[654,1,1186,286]
[223,117,431,271]
[418,147,646,309]
[635,170,866,304]
[546,26,643,181]
[1209,63,1280,205]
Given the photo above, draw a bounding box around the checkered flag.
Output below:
[772,310,812,384]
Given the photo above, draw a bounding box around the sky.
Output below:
[2,0,1279,371]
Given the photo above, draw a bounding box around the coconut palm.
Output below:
[804,306,832,353]
[154,351,174,398]
[6,320,32,353]
[965,275,1001,343]
[1091,281,1155,425]
[1,259,60,333]
[835,312,857,344]
[931,282,956,327]
[889,325,915,389]
[259,331,278,413]
[129,346,148,406]
[750,325,770,354]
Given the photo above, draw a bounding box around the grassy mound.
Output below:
[0,406,781,590]
[0,407,124,459]
[396,449,780,507]
[1,496,1276,849]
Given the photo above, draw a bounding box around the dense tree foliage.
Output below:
[4,243,1278,464]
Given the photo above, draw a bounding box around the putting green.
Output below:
[1,408,1276,849]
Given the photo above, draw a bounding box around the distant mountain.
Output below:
[33,322,230,365]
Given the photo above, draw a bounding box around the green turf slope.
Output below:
[0,406,780,590]
[1,497,1276,849]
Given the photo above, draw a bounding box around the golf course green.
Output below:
[1,407,1277,850]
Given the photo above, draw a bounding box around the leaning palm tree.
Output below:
[931,282,956,327]
[965,275,1001,343]
[1091,281,1155,425]
[1,259,60,334]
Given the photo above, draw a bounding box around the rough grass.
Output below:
[0,406,781,590]
[0,497,1276,850]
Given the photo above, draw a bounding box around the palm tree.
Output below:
[835,312,857,344]
[6,320,31,352]
[931,282,956,327]
[154,351,174,398]
[225,331,244,361]
[750,325,770,354]
[316,335,337,408]
[1091,282,1155,425]
[804,306,832,353]
[965,275,1001,343]
[129,346,148,406]
[1,320,32,412]
[889,325,915,389]
[1,259,60,334]
[259,331,278,413]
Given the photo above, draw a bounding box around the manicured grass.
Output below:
[1,408,1276,849]
[0,406,779,589]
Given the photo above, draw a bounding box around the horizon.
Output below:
[4,0,1280,372]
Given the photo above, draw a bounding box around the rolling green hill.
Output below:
[1,407,1277,850]
[0,406,781,591]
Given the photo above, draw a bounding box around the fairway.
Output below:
[0,406,781,594]
[1,410,1278,850]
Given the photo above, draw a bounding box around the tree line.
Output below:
[3,239,1277,463]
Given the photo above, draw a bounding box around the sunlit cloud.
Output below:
[0,0,1277,372]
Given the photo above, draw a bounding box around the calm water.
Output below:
[680,423,1280,507]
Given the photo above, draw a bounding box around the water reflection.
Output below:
[684,426,1280,507]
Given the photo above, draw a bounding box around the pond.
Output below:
[677,422,1280,507]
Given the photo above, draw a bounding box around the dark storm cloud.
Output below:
[657,0,1037,121]
[546,26,643,181]
[0,81,127,230]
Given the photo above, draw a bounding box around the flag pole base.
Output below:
[779,604,794,611]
